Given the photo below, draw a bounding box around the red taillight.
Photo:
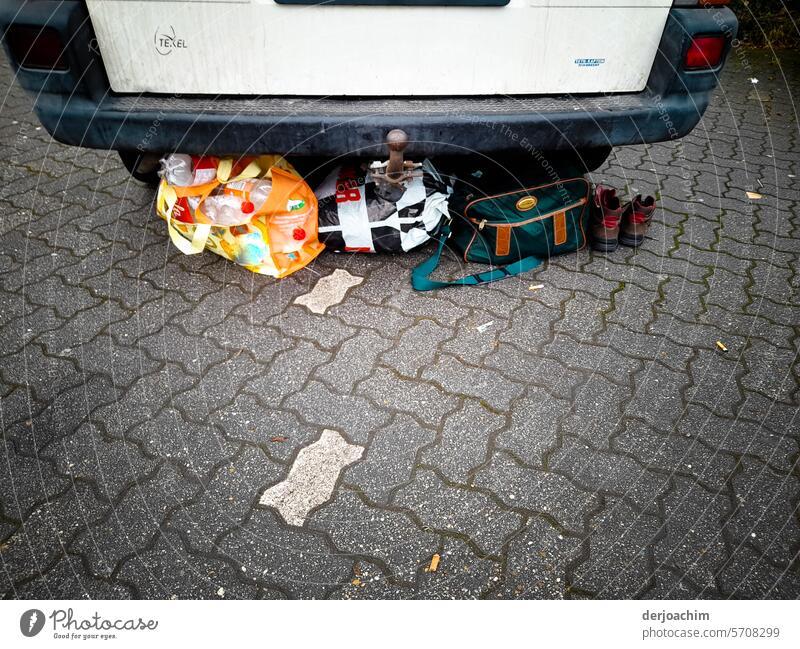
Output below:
[6,25,67,71]
[684,35,725,70]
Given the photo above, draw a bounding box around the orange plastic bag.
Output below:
[156,155,324,278]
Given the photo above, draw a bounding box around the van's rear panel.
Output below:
[86,0,672,96]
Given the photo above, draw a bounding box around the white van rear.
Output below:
[86,0,673,96]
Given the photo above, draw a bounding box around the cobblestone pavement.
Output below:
[1,49,799,600]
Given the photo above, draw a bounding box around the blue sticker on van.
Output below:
[575,58,606,67]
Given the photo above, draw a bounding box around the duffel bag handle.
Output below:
[411,223,542,291]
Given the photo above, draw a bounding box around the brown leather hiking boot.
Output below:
[590,185,623,252]
[620,195,655,247]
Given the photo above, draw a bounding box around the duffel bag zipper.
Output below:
[470,197,587,229]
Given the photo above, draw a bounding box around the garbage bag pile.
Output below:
[155,153,653,290]
[156,154,452,278]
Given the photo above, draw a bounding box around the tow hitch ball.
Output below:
[371,129,422,198]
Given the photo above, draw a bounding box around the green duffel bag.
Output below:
[411,176,590,291]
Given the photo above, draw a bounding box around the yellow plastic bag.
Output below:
[155,155,324,278]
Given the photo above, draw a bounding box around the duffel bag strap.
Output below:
[411,224,542,291]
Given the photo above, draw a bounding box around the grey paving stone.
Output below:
[728,459,800,569]
[217,508,352,599]
[543,336,642,385]
[127,409,239,481]
[24,275,101,319]
[394,469,523,556]
[439,313,506,366]
[594,324,694,373]
[314,330,393,392]
[116,531,260,599]
[70,464,199,578]
[383,290,469,328]
[415,537,503,599]
[1,343,84,405]
[498,300,563,354]
[614,420,736,491]
[267,305,356,350]
[211,392,320,462]
[571,498,661,598]
[498,517,583,599]
[657,275,706,321]
[627,360,691,431]
[170,446,284,551]
[739,339,798,405]
[716,545,800,599]
[79,330,166,385]
[346,415,436,503]
[422,355,524,412]
[244,341,331,408]
[485,345,584,398]
[139,323,231,376]
[42,422,158,500]
[475,453,598,534]
[549,437,670,513]
[2,51,800,599]
[106,292,192,344]
[171,353,264,422]
[555,291,610,339]
[686,348,746,418]
[653,477,729,595]
[0,484,108,589]
[438,283,523,318]
[0,439,70,519]
[309,490,438,581]
[285,380,390,444]
[328,298,415,336]
[737,390,799,439]
[422,400,505,484]
[92,363,195,438]
[560,376,630,449]
[676,404,798,474]
[606,284,659,333]
[380,319,451,378]
[357,368,459,428]
[11,553,133,599]
[494,388,566,466]
[5,375,115,456]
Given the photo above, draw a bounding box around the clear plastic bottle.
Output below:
[201,179,272,225]
[161,154,217,187]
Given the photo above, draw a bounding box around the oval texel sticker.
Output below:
[516,196,537,212]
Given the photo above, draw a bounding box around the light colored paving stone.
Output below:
[294,269,363,314]
[259,429,364,526]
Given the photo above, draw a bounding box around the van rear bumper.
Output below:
[35,90,712,157]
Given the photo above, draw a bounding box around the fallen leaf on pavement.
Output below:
[271,436,288,443]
